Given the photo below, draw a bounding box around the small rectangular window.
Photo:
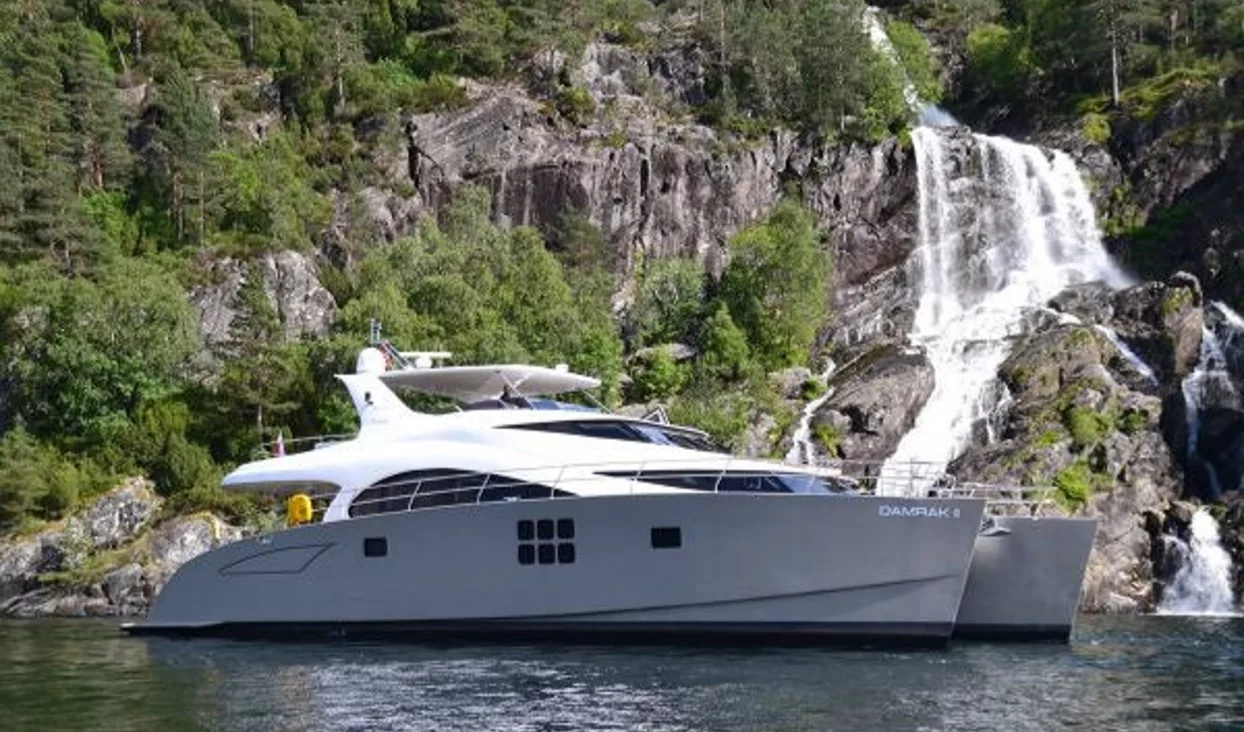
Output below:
[538,544,556,564]
[363,537,388,557]
[557,543,575,564]
[517,520,535,541]
[556,518,575,539]
[537,519,555,540]
[651,527,681,549]
[518,544,535,565]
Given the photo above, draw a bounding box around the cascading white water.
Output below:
[785,360,837,466]
[861,7,958,128]
[1182,301,1244,497]
[1157,508,1238,616]
[879,128,1129,495]
[1094,325,1159,386]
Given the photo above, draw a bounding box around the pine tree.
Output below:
[62,23,131,192]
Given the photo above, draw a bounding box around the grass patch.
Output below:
[800,377,828,402]
[1062,405,1111,451]
[1082,112,1111,145]
[1053,462,1094,510]
[814,424,843,458]
[1119,65,1221,121]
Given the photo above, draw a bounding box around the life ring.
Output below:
[287,493,314,526]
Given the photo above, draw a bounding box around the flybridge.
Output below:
[361,319,601,404]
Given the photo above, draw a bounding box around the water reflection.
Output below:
[0,616,1241,732]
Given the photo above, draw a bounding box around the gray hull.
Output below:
[953,516,1097,641]
[126,494,984,647]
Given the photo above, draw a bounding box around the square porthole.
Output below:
[517,520,534,541]
[556,518,575,539]
[364,537,388,557]
[557,543,575,564]
[518,544,535,565]
[537,519,554,540]
[651,527,681,549]
[538,544,556,564]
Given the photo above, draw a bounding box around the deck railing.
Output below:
[274,453,1058,524]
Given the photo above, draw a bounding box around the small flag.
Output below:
[275,431,286,457]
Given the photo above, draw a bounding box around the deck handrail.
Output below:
[278,455,1057,524]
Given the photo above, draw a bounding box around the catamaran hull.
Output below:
[125,494,984,647]
[953,516,1097,642]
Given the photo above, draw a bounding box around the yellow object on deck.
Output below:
[287,493,313,526]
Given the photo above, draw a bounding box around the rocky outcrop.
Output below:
[357,41,920,341]
[190,249,337,366]
[950,311,1184,612]
[0,482,242,617]
[811,345,934,463]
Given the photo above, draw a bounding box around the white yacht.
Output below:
[124,347,989,647]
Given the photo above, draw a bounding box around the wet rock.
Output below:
[102,563,149,615]
[952,313,1182,613]
[1110,273,1204,383]
[1048,282,1116,325]
[812,345,934,462]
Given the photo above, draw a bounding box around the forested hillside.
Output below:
[1,0,1241,534]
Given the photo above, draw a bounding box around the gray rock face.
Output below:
[812,345,935,463]
[190,250,337,365]
[73,477,160,550]
[147,514,243,590]
[385,55,917,335]
[951,315,1183,613]
[260,250,338,341]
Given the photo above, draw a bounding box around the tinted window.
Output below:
[504,420,647,442]
[651,527,682,548]
[352,470,565,517]
[598,470,836,495]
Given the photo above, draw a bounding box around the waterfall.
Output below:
[879,129,1128,495]
[785,360,837,467]
[861,7,958,128]
[1182,302,1244,497]
[1157,508,1238,616]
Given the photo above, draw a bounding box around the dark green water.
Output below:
[1,616,1241,732]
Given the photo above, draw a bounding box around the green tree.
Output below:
[627,257,705,347]
[719,201,831,371]
[698,301,752,382]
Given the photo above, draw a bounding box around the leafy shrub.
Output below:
[967,24,1031,99]
[886,19,943,103]
[555,86,596,125]
[627,257,706,347]
[1053,463,1093,509]
[719,201,831,371]
[1082,112,1111,145]
[697,302,754,383]
[629,348,687,401]
[801,377,828,402]
[1062,406,1110,451]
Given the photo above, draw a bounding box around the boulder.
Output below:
[1111,274,1204,384]
[812,345,934,463]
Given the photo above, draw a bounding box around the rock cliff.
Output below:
[0,480,242,617]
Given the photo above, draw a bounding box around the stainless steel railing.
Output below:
[273,454,1059,525]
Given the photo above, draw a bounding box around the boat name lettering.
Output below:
[878,505,961,519]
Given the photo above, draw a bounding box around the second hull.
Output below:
[953,516,1097,641]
